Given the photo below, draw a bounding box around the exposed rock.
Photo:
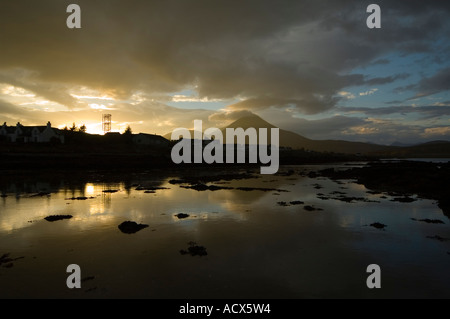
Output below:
[180,241,208,256]
[276,170,295,176]
[0,253,24,268]
[277,201,289,206]
[316,193,378,203]
[0,253,12,266]
[175,180,287,193]
[81,276,95,282]
[411,218,445,224]
[118,221,149,234]
[335,196,379,203]
[235,187,288,192]
[136,186,170,191]
[370,222,387,230]
[438,198,450,218]
[330,191,347,195]
[307,171,319,178]
[168,179,191,185]
[175,213,190,219]
[169,173,257,185]
[66,196,94,200]
[303,205,322,211]
[317,161,450,218]
[180,184,233,191]
[290,200,304,205]
[391,197,416,203]
[30,192,51,197]
[426,235,449,242]
[44,215,73,222]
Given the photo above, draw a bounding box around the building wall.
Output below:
[39,126,57,143]
[0,123,64,144]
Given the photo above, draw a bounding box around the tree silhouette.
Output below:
[79,124,87,133]
[124,125,132,135]
[70,123,77,131]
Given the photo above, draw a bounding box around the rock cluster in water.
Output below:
[180,241,208,256]
[118,221,149,234]
[44,215,73,222]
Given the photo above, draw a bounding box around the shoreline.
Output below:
[316,160,450,218]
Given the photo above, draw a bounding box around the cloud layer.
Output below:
[0,0,449,143]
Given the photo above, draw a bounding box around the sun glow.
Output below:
[85,184,95,196]
[58,122,105,135]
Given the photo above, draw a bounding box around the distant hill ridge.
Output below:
[164,114,450,156]
[223,114,388,154]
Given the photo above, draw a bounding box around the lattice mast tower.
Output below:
[102,114,111,134]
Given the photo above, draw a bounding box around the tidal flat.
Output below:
[0,162,449,298]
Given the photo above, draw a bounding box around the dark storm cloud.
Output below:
[365,73,410,86]
[112,101,215,129]
[0,0,449,115]
[0,99,27,116]
[370,59,390,65]
[208,110,255,123]
[410,67,450,99]
[391,68,450,100]
[0,70,84,109]
[385,100,403,105]
[1,97,216,134]
[281,116,367,140]
[337,105,450,119]
[392,84,417,94]
[0,98,52,125]
[257,108,439,145]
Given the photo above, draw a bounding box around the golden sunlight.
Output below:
[85,184,96,196]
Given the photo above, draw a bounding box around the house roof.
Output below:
[1,123,63,136]
[1,126,16,134]
[16,125,36,136]
[134,133,168,141]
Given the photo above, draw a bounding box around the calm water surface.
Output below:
[1,164,449,298]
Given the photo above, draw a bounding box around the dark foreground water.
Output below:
[1,164,449,298]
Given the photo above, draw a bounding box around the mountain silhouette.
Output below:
[223,114,389,154]
[390,141,415,147]
[165,114,450,156]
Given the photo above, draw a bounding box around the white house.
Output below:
[0,122,15,142]
[0,121,65,144]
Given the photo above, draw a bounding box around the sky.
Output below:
[0,0,449,145]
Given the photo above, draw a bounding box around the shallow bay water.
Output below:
[0,164,449,298]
